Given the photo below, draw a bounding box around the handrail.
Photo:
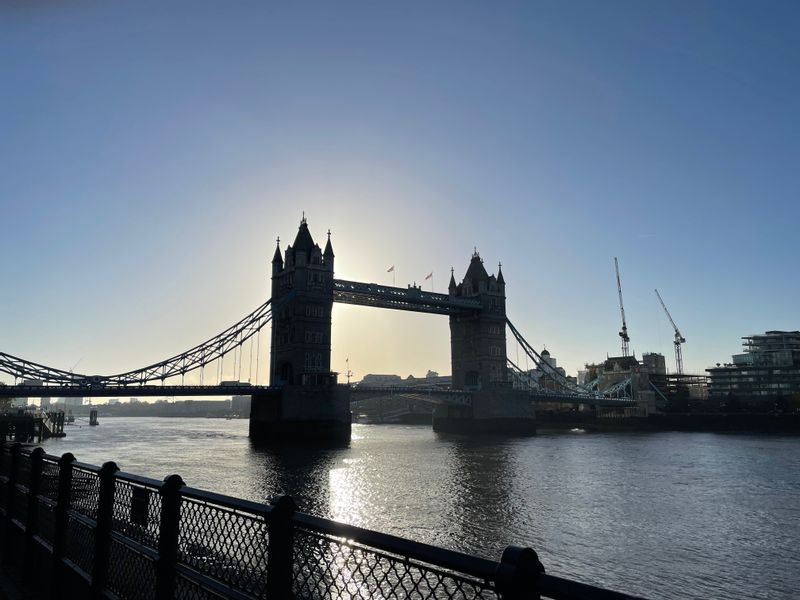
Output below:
[180,485,273,517]
[293,511,500,579]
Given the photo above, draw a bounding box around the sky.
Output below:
[1,1,799,391]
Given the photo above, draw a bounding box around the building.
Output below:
[524,349,571,390]
[360,374,403,387]
[359,372,452,388]
[642,353,667,375]
[707,331,800,408]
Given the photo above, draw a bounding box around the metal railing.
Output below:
[0,443,645,599]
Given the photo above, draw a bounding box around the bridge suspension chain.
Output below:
[505,318,599,398]
[0,295,286,387]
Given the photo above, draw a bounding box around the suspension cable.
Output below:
[248,335,254,383]
[0,296,284,386]
[255,329,261,386]
[506,318,598,398]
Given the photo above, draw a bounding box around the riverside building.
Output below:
[707,331,800,408]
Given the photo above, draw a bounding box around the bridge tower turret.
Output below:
[269,217,336,386]
[449,251,508,390]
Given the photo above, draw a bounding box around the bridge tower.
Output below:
[250,216,350,444]
[435,252,533,434]
[269,217,336,386]
[448,251,508,390]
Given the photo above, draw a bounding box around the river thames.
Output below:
[41,418,799,599]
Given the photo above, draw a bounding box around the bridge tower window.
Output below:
[304,352,323,372]
[279,363,294,385]
[305,331,324,344]
[305,305,325,318]
[465,371,480,390]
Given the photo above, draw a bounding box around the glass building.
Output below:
[707,331,800,405]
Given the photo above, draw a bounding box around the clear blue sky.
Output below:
[1,1,798,385]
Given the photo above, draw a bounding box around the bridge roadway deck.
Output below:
[0,384,275,398]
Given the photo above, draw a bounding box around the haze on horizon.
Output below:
[1,2,799,390]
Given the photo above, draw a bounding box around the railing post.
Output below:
[156,474,184,600]
[91,461,118,598]
[267,494,297,599]
[24,447,44,567]
[496,546,545,600]
[2,443,21,564]
[52,452,75,600]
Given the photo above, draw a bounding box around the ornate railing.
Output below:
[0,443,645,599]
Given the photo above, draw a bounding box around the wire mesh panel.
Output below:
[11,485,28,525]
[178,497,269,598]
[0,476,8,513]
[65,514,95,576]
[0,449,10,477]
[39,459,61,502]
[71,467,100,519]
[112,479,161,549]
[35,497,57,546]
[106,538,157,600]
[292,529,501,600]
[17,455,31,489]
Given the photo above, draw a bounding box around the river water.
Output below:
[41,418,799,599]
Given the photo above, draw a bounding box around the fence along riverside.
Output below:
[0,443,645,599]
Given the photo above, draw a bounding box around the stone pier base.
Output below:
[249,385,352,444]
[432,389,536,435]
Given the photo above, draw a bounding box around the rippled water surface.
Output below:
[42,418,800,599]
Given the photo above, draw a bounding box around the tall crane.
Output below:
[655,288,685,374]
[614,257,630,357]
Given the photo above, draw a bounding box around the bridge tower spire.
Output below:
[271,237,283,271]
[449,252,508,390]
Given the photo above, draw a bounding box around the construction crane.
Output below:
[655,288,685,374]
[614,257,630,357]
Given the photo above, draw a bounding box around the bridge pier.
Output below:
[249,385,351,444]
[432,389,536,435]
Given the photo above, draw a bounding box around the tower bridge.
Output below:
[0,217,631,441]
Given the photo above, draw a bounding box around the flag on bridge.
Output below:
[387,265,395,273]
[424,272,433,280]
